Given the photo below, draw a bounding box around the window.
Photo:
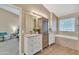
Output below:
[59,17,75,32]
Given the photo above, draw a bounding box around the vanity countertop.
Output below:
[24,34,42,37]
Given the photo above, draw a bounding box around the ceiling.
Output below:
[43,4,79,17]
[1,4,79,17]
[0,4,20,15]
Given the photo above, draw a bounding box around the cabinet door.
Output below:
[28,37,40,54]
[49,33,55,45]
[24,37,35,55]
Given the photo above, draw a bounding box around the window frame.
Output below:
[58,17,76,32]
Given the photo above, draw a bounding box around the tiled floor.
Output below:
[0,38,19,55]
[0,38,78,55]
[36,44,78,55]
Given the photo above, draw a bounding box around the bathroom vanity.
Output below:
[24,34,42,55]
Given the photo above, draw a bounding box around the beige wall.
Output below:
[0,8,19,34]
[52,13,57,33]
[25,13,34,34]
[56,12,79,51]
[49,13,57,33]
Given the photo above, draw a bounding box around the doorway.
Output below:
[42,19,48,49]
[0,8,19,55]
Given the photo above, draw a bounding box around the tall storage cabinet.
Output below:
[48,13,57,46]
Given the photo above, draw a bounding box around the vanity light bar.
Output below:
[31,10,48,18]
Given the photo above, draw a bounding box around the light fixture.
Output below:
[31,10,48,19]
[31,13,41,18]
[31,10,41,18]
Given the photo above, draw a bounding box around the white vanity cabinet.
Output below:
[24,34,42,55]
[48,33,55,46]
